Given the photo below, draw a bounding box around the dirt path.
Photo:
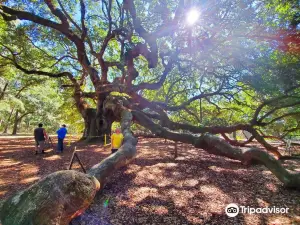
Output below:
[1,137,300,224]
[0,136,109,199]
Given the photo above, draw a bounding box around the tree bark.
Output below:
[11,111,31,135]
[221,133,254,147]
[233,131,237,140]
[0,171,100,225]
[88,105,137,187]
[81,108,113,142]
[2,108,14,134]
[0,82,8,100]
[12,110,19,135]
[73,86,114,143]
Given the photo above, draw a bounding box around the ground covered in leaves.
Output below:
[0,136,300,225]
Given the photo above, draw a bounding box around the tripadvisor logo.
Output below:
[225,203,289,217]
[225,203,239,217]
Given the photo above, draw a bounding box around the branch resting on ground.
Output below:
[88,94,138,186]
[131,109,300,189]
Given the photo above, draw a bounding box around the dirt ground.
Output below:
[0,136,300,225]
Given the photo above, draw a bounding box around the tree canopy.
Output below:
[1,1,300,224]
[0,0,299,144]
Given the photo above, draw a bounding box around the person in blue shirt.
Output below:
[56,124,67,153]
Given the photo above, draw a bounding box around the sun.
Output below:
[186,8,200,26]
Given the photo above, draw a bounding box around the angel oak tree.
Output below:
[0,0,300,224]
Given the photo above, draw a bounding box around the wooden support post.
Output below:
[174,141,178,159]
[104,134,107,145]
[74,153,86,173]
[48,137,55,152]
[68,147,76,170]
[67,138,71,147]
[68,147,86,173]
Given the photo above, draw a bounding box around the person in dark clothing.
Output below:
[56,124,67,153]
[34,123,48,155]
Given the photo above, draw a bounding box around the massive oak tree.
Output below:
[0,0,299,224]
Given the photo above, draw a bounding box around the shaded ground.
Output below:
[0,137,300,225]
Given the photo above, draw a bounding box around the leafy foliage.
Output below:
[0,0,299,139]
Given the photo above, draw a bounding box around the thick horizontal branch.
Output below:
[14,62,71,78]
[125,94,280,156]
[0,4,100,86]
[263,111,300,126]
[258,101,300,123]
[154,90,225,111]
[131,62,173,91]
[132,110,300,189]
[1,5,67,35]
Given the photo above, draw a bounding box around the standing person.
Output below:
[56,124,67,153]
[111,128,124,154]
[34,123,48,155]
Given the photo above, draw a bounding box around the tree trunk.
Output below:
[81,108,113,143]
[3,108,14,134]
[199,98,202,123]
[12,110,19,135]
[26,120,30,132]
[0,82,8,100]
[74,90,114,143]
[233,131,237,140]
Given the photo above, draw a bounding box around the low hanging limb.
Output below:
[68,147,86,173]
[131,109,300,189]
